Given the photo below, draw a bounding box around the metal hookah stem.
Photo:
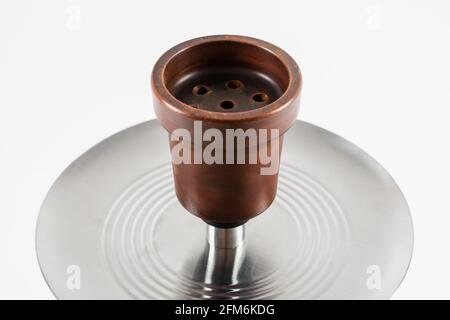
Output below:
[207,224,245,249]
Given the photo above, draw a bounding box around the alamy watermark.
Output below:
[170,121,280,175]
[66,4,81,30]
[66,265,81,290]
[366,265,382,290]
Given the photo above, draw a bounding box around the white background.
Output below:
[1,0,449,299]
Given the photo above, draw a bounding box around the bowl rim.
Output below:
[151,35,302,124]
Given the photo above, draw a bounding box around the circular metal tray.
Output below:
[36,120,413,299]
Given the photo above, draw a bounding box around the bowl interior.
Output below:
[163,40,290,112]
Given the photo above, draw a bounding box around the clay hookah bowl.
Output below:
[152,35,302,228]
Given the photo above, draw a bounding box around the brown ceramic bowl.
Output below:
[152,35,302,227]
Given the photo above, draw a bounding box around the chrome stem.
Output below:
[207,224,245,249]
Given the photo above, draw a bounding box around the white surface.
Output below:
[0,0,449,299]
